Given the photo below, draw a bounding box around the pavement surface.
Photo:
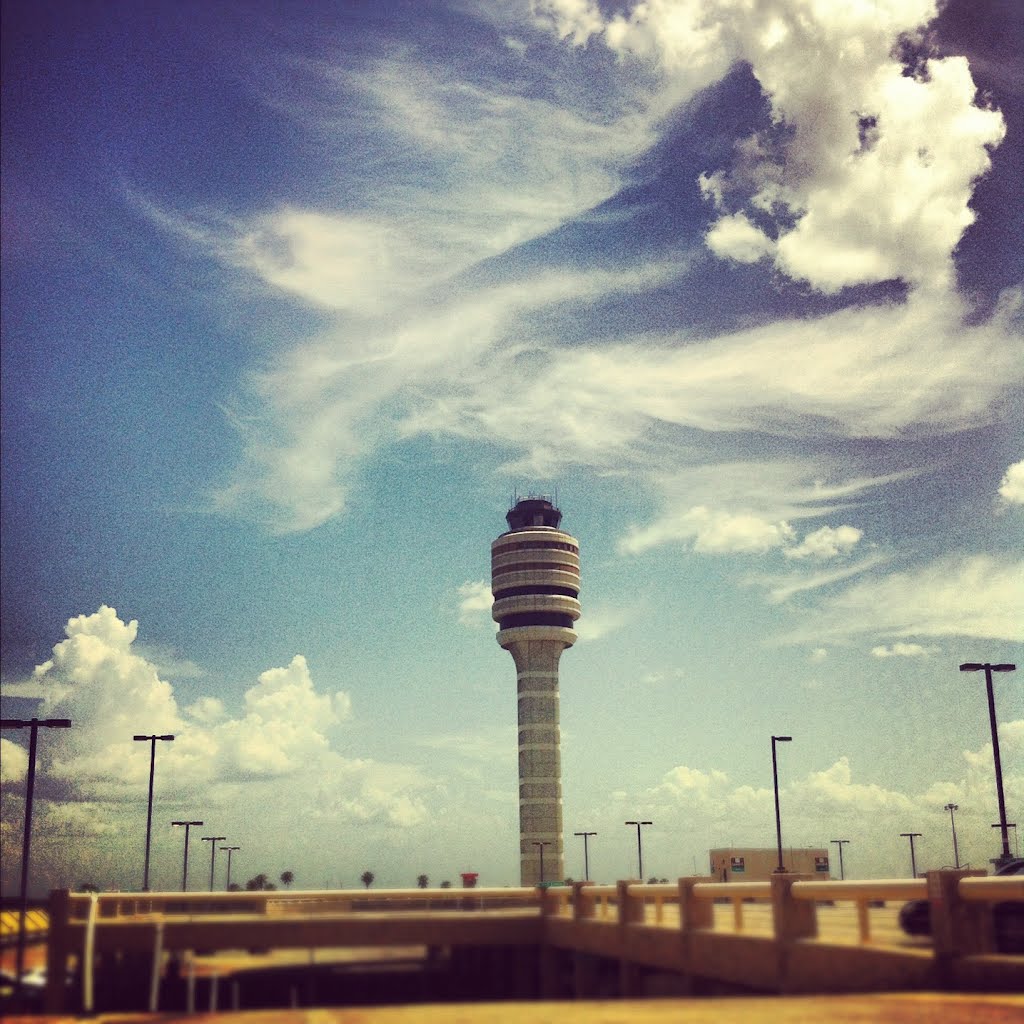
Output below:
[3,993,1023,1023]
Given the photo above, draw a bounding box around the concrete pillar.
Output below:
[617,879,644,996]
[45,889,71,1013]
[770,872,816,993]
[927,868,991,988]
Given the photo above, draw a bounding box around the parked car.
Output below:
[898,857,1024,952]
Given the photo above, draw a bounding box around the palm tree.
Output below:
[360,870,375,889]
[417,874,429,889]
[280,870,295,889]
[439,880,451,889]
[245,872,270,891]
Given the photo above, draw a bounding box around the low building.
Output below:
[709,847,831,882]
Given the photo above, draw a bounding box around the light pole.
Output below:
[202,836,227,891]
[0,717,72,997]
[992,823,1019,859]
[771,736,792,873]
[221,846,240,890]
[944,804,960,869]
[133,734,174,891]
[624,820,652,880]
[900,832,923,878]
[574,831,597,882]
[171,820,203,891]
[960,662,1016,867]
[532,841,551,885]
[830,839,850,880]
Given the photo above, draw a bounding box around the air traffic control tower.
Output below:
[492,497,580,886]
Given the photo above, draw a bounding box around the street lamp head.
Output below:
[944,803,958,812]
[960,663,1016,673]
[133,733,175,741]
[2,719,72,729]
[172,820,203,827]
[773,735,792,742]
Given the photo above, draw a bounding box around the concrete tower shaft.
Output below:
[492,498,580,887]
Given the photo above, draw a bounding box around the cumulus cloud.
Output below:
[638,739,1022,877]
[622,505,795,555]
[704,211,774,263]
[21,608,424,826]
[0,738,29,784]
[574,604,630,642]
[871,642,939,658]
[457,580,494,627]
[621,505,865,561]
[537,0,1006,293]
[784,525,863,560]
[998,460,1024,505]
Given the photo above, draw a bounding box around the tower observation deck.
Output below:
[491,496,580,886]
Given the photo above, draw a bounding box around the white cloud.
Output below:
[186,696,225,724]
[870,642,939,658]
[763,552,893,604]
[784,525,863,560]
[705,211,774,263]
[0,739,28,784]
[621,505,863,562]
[621,505,795,555]
[22,608,418,822]
[144,2,1018,546]
[574,604,630,642]
[638,739,1023,877]
[998,460,1024,505]
[809,648,828,663]
[541,0,1006,294]
[457,580,494,627]
[781,555,1024,644]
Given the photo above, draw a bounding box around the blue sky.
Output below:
[2,0,1022,893]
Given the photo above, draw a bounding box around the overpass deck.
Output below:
[40,870,1024,1014]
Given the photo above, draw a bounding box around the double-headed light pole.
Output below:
[771,735,792,873]
[574,831,597,882]
[830,839,850,880]
[171,820,203,891]
[202,835,227,891]
[960,662,1016,868]
[221,846,240,890]
[992,822,1019,859]
[134,733,174,891]
[900,832,923,878]
[625,821,652,881]
[0,717,72,996]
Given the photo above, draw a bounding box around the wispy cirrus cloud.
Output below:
[779,554,1024,644]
